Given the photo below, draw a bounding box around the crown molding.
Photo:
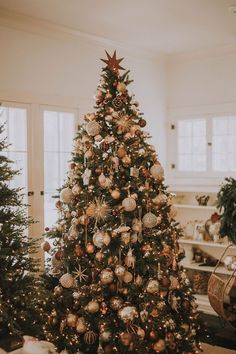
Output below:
[0,7,164,61]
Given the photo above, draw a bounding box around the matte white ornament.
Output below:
[142,212,158,228]
[60,187,73,204]
[86,121,100,136]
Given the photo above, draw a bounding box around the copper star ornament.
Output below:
[101,50,125,73]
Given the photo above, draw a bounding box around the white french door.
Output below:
[0,100,79,259]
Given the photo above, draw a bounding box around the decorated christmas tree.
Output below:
[42,52,201,354]
[0,123,41,346]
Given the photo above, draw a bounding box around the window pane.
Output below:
[212,116,236,171]
[177,119,207,171]
[0,106,27,193]
[44,109,75,229]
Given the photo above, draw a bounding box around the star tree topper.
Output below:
[101,50,125,73]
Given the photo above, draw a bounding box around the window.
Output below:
[43,109,76,229]
[0,104,28,195]
[170,114,236,178]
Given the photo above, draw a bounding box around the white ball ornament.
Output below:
[146,279,160,294]
[93,230,105,248]
[60,187,73,204]
[122,197,137,212]
[142,212,158,228]
[118,305,138,322]
[86,121,100,136]
[150,164,164,180]
[99,268,114,284]
[59,273,74,288]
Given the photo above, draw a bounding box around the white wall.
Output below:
[167,48,236,109]
[0,24,167,164]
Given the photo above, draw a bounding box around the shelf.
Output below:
[178,238,235,249]
[194,294,216,315]
[173,203,216,210]
[181,260,233,275]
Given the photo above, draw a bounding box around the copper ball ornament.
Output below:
[149,330,158,341]
[110,296,124,311]
[142,212,158,228]
[54,285,63,296]
[117,147,126,158]
[150,164,164,180]
[86,243,95,254]
[110,189,121,200]
[75,244,83,257]
[86,120,101,136]
[122,197,136,212]
[95,251,105,262]
[86,300,100,313]
[122,271,133,284]
[41,240,51,252]
[119,332,133,346]
[76,317,87,334]
[139,118,147,127]
[114,265,126,278]
[153,339,166,352]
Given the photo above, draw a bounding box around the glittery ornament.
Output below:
[86,121,100,136]
[139,118,147,127]
[152,193,167,206]
[59,273,74,288]
[86,301,99,313]
[60,187,73,204]
[150,164,164,180]
[114,265,126,278]
[100,268,114,284]
[110,296,124,310]
[118,305,138,322]
[142,212,158,228]
[146,279,159,294]
[112,97,123,110]
[122,197,136,211]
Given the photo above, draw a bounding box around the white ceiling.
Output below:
[0,0,236,53]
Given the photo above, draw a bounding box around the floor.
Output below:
[202,343,236,353]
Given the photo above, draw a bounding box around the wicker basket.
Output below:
[208,244,236,327]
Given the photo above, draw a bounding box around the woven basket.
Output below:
[208,244,236,327]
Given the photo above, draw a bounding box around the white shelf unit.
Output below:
[171,187,236,315]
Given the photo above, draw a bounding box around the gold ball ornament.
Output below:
[117,147,126,158]
[41,240,51,252]
[146,279,160,294]
[153,339,166,352]
[119,332,133,346]
[117,82,126,93]
[86,300,100,313]
[150,164,164,180]
[123,271,133,283]
[66,313,78,328]
[76,317,87,334]
[86,203,96,217]
[110,189,121,199]
[84,330,97,345]
[59,273,74,288]
[93,230,105,248]
[60,187,73,204]
[142,212,158,228]
[86,120,100,136]
[114,265,126,278]
[100,268,114,284]
[118,305,138,322]
[122,197,136,212]
[110,296,124,310]
[86,243,95,254]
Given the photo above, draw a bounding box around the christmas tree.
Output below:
[0,123,41,346]
[42,51,201,354]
